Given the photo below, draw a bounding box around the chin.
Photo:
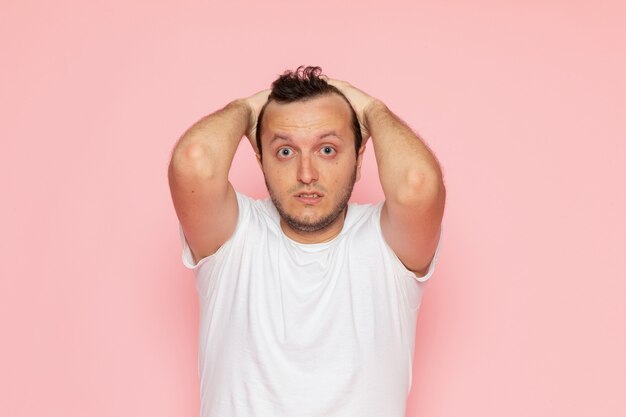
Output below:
[279,202,346,234]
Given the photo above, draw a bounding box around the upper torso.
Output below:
[179,193,438,417]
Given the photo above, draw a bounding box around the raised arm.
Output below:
[329,79,446,277]
[168,89,269,263]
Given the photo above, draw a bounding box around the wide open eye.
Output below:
[277,147,294,158]
[320,146,336,156]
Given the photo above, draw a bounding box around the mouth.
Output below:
[294,191,324,204]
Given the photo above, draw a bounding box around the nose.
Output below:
[297,153,319,184]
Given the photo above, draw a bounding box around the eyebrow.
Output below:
[270,131,343,144]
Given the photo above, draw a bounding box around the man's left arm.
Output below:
[330,80,446,276]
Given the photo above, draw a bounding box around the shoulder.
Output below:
[234,192,281,228]
[336,201,384,242]
[345,201,384,229]
[238,193,280,226]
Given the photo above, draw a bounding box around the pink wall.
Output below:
[1,1,624,416]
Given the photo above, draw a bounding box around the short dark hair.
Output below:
[256,66,363,158]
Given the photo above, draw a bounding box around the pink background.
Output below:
[1,1,624,416]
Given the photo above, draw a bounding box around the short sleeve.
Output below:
[178,192,251,271]
[373,201,444,283]
[412,224,443,283]
[179,223,210,270]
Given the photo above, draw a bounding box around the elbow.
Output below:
[395,168,445,206]
[169,142,219,181]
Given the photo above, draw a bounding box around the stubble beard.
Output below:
[265,166,358,234]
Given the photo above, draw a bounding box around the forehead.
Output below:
[262,93,353,141]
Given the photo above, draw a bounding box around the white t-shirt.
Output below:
[179,192,442,417]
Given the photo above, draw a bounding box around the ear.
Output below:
[255,152,263,170]
[355,145,366,182]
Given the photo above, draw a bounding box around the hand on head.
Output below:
[242,88,271,153]
[326,78,378,143]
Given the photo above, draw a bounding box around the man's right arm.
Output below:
[168,91,269,264]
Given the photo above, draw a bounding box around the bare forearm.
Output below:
[170,99,250,181]
[365,100,444,203]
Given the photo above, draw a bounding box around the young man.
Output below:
[168,66,445,417]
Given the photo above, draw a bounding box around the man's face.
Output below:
[257,93,364,239]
